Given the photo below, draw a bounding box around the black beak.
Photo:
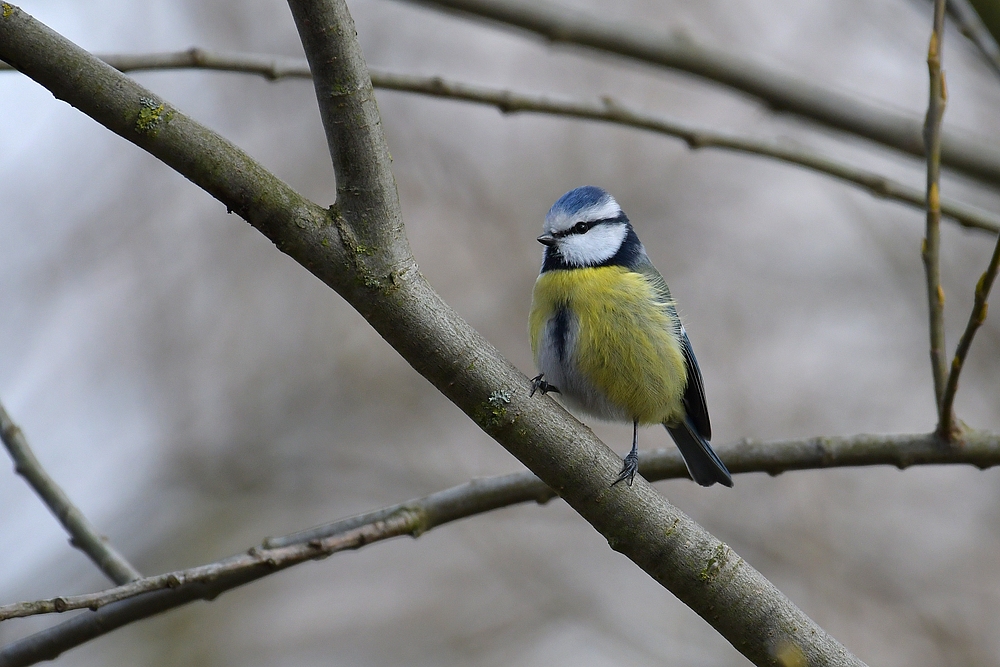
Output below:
[537,234,556,247]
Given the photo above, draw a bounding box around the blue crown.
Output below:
[547,186,611,219]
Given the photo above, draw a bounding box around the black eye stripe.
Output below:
[553,219,602,238]
[548,211,627,239]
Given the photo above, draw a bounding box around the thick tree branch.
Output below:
[2,430,999,633]
[3,52,996,235]
[393,0,1000,186]
[0,400,141,585]
[0,4,863,665]
[0,20,337,264]
[286,1,865,663]
[925,0,952,432]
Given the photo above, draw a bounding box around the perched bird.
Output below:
[529,186,732,488]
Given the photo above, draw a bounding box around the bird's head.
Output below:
[538,186,634,268]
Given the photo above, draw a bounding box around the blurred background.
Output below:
[2,0,1000,664]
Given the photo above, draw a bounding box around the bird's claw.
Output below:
[612,449,639,487]
[529,374,559,397]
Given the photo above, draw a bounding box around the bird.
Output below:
[528,186,732,488]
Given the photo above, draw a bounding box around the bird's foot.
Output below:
[611,449,639,487]
[529,374,559,397]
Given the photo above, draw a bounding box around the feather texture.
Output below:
[530,266,687,424]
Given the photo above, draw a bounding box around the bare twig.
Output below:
[939,234,1000,425]
[0,517,420,622]
[4,429,999,631]
[0,401,141,585]
[954,0,1000,57]
[0,513,419,667]
[2,53,996,234]
[394,0,1000,186]
[0,48,312,79]
[107,49,309,80]
[947,0,1000,78]
[377,73,1000,234]
[925,0,951,431]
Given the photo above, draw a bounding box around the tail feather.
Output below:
[665,420,733,488]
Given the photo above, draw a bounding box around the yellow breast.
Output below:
[529,267,687,424]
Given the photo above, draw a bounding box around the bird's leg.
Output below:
[612,420,640,487]
[529,374,559,397]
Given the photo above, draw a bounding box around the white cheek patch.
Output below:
[557,223,628,267]
[545,196,622,235]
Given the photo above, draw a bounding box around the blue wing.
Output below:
[633,254,727,486]
[633,258,712,440]
[680,327,711,440]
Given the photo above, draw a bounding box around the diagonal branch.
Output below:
[939,233,1000,426]
[2,430,998,636]
[0,513,419,667]
[0,400,141,585]
[3,52,997,235]
[948,0,1000,78]
[393,0,1000,186]
[0,3,863,665]
[925,0,952,432]
[963,0,1000,53]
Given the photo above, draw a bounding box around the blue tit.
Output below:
[529,186,732,488]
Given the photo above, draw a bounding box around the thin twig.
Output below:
[376,73,1000,235]
[3,429,1000,627]
[925,0,951,432]
[107,49,310,80]
[947,0,1000,78]
[0,512,422,622]
[0,513,419,667]
[0,401,141,585]
[0,49,308,79]
[2,53,996,235]
[939,234,1000,425]
[395,0,1000,186]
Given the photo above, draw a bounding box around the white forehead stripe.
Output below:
[545,195,622,234]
